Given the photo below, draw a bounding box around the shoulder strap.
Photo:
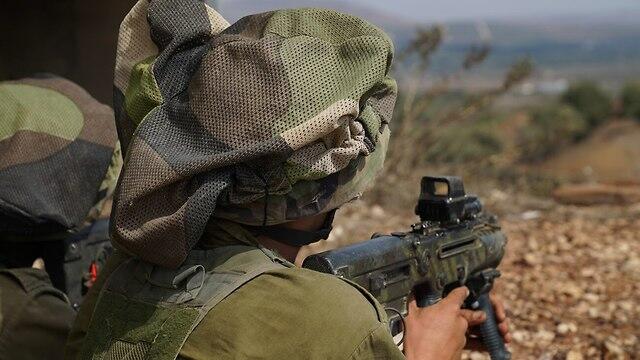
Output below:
[79,246,289,360]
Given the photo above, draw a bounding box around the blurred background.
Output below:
[2,1,638,358]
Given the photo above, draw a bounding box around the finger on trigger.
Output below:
[445,286,469,307]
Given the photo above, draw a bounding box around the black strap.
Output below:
[248,210,337,247]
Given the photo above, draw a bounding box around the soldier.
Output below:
[70,1,510,359]
[0,75,120,360]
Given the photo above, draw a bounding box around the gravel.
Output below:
[314,198,640,359]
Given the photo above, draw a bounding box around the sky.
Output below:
[350,0,640,22]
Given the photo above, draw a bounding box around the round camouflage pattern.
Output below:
[0,76,120,236]
[112,0,397,267]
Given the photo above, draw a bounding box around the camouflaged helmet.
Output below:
[0,75,121,238]
[112,0,397,267]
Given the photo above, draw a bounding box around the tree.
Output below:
[561,81,611,128]
[518,104,588,162]
[620,81,640,120]
[386,25,533,174]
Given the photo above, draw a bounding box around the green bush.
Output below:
[426,122,504,163]
[621,81,640,120]
[561,81,612,128]
[519,104,588,162]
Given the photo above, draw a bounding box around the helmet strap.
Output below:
[248,209,337,247]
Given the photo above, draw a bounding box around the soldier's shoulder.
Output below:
[265,266,385,319]
[225,265,386,328]
[181,266,391,359]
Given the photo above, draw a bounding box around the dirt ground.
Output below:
[307,195,640,359]
[494,206,640,359]
[541,120,640,183]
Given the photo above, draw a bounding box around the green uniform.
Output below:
[180,268,401,360]
[69,221,403,359]
[0,268,75,360]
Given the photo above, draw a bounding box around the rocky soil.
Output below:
[304,196,640,359]
[496,210,639,359]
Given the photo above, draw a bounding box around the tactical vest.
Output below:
[79,245,291,360]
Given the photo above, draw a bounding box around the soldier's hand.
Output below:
[403,287,472,360]
[462,292,512,351]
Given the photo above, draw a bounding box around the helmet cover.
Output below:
[112,0,397,267]
[0,75,119,237]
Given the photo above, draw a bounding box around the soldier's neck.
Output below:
[256,213,329,264]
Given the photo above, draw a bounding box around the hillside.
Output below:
[541,120,640,183]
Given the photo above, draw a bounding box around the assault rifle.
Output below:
[303,176,511,360]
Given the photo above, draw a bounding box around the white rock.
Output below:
[370,205,385,218]
[584,293,599,303]
[557,322,577,335]
[566,350,584,360]
[603,339,624,356]
[535,329,556,343]
[511,330,529,343]
[521,210,541,220]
